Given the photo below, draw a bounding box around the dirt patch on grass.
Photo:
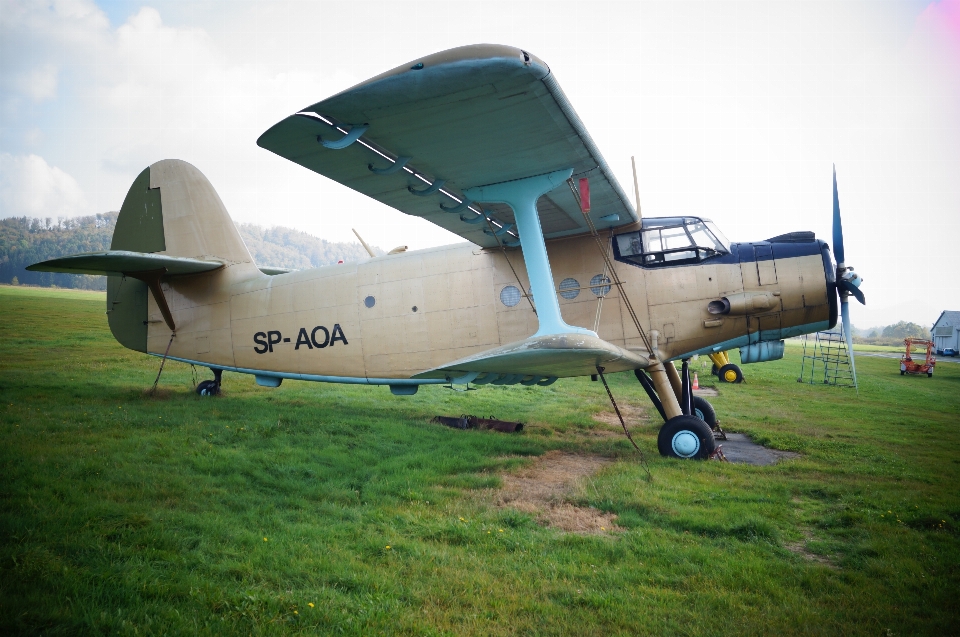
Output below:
[785,530,837,568]
[139,387,180,400]
[592,401,649,429]
[495,451,621,534]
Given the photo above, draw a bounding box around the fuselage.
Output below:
[143,228,836,383]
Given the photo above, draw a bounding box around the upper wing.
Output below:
[257,44,636,248]
[27,251,223,277]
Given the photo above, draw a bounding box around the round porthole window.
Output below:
[590,274,611,297]
[559,278,580,300]
[364,295,376,308]
[500,285,521,307]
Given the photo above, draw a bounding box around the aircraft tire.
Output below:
[692,396,718,428]
[718,364,744,384]
[711,364,720,376]
[196,380,220,396]
[657,415,716,460]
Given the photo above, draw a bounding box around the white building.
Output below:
[932,311,960,354]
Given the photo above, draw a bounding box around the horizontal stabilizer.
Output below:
[413,333,648,381]
[27,251,224,277]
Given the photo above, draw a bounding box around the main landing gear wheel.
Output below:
[711,364,720,376]
[657,415,717,460]
[196,380,220,396]
[196,368,223,396]
[718,363,744,384]
[692,396,718,429]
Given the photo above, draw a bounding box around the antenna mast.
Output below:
[352,228,376,258]
[631,156,642,219]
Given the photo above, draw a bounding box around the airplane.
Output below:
[28,44,865,461]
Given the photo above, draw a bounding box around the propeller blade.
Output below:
[832,165,845,265]
[838,279,866,305]
[841,298,858,388]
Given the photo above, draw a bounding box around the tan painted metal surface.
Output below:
[130,160,830,385]
[25,155,833,387]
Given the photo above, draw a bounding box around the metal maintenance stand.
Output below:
[798,329,856,387]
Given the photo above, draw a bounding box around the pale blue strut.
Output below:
[466,169,597,339]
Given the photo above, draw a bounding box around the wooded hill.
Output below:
[236,223,382,271]
[0,214,381,290]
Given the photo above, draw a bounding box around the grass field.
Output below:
[848,343,911,353]
[785,338,912,354]
[1,285,958,636]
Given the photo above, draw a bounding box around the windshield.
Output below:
[615,216,729,267]
[704,221,730,251]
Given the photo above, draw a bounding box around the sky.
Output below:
[1,0,957,327]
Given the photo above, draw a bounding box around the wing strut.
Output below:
[466,169,595,338]
[568,177,653,355]
[131,270,177,333]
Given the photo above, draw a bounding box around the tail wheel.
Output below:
[718,363,744,384]
[692,396,718,428]
[657,416,717,460]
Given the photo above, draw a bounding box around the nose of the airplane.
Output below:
[818,240,839,330]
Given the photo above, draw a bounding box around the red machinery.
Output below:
[900,338,936,377]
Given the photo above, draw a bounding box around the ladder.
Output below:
[798,328,857,387]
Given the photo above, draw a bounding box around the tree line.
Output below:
[0,214,117,289]
[0,213,381,290]
[852,321,932,346]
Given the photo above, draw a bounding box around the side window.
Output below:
[642,229,662,253]
[616,232,643,258]
[660,226,691,251]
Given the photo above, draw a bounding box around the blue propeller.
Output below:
[832,165,845,265]
[832,166,865,387]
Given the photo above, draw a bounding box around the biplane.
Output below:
[29,44,865,460]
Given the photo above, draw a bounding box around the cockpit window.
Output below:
[614,216,729,268]
[704,221,730,251]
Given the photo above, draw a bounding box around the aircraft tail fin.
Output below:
[30,160,258,353]
[106,160,258,350]
[113,159,254,265]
